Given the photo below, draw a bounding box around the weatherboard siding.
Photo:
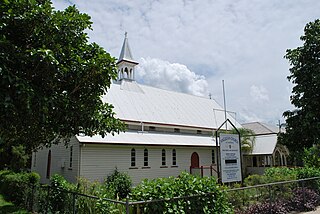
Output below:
[31,137,80,184]
[79,144,216,185]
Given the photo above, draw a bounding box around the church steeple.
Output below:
[117,32,138,81]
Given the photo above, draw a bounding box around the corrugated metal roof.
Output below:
[104,80,240,130]
[251,134,277,155]
[242,122,278,134]
[76,131,217,147]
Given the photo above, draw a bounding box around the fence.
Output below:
[24,177,320,213]
[226,176,320,213]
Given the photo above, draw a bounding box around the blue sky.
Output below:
[53,0,320,125]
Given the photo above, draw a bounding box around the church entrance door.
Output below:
[191,152,199,168]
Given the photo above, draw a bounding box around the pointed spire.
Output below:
[117,32,138,65]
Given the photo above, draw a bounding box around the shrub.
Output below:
[77,177,120,214]
[244,174,268,186]
[131,171,233,214]
[289,187,320,211]
[237,201,289,214]
[264,167,297,181]
[0,170,40,207]
[105,169,132,200]
[45,174,76,213]
[296,167,320,192]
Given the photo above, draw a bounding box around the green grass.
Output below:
[0,194,29,214]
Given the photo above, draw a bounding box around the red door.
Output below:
[191,152,199,168]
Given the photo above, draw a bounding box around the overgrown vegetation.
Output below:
[0,170,40,210]
[131,171,233,213]
[105,168,132,200]
[231,167,320,213]
[1,168,320,213]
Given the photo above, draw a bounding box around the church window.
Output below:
[46,150,51,179]
[69,146,73,168]
[144,149,148,166]
[131,148,136,167]
[211,149,215,164]
[172,149,177,165]
[162,149,166,166]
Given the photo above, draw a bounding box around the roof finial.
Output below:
[125,32,128,38]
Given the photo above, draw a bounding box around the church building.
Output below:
[31,34,286,185]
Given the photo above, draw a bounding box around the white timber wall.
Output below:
[80,144,216,185]
[31,137,80,184]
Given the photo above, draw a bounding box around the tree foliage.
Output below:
[0,0,124,169]
[281,19,320,160]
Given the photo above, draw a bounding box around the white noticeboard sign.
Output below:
[219,133,242,183]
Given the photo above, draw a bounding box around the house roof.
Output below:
[103,80,240,130]
[242,122,279,135]
[76,131,217,147]
[251,134,278,155]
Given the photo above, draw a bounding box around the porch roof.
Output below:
[251,134,277,155]
[76,131,217,147]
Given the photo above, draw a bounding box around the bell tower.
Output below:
[117,32,138,81]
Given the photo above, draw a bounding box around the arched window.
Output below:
[162,149,166,166]
[124,67,129,78]
[172,149,177,166]
[46,150,51,179]
[144,149,148,166]
[275,151,281,166]
[131,148,136,167]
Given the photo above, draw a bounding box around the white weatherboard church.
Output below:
[31,34,286,185]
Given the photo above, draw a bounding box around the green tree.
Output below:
[0,0,124,170]
[281,19,320,163]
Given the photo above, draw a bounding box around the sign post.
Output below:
[219,133,242,183]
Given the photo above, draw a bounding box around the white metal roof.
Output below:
[117,33,137,64]
[242,122,279,134]
[251,134,277,155]
[76,131,217,147]
[103,80,240,130]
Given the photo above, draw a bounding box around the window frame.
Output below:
[69,146,73,169]
[172,149,177,166]
[161,149,166,166]
[131,148,136,167]
[144,148,148,167]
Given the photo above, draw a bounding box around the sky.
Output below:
[53,0,320,125]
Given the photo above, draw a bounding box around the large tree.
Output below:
[280,19,320,162]
[0,0,124,169]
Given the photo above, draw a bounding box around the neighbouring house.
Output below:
[242,122,289,176]
[31,34,287,185]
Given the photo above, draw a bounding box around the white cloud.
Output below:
[51,0,320,124]
[136,58,208,97]
[250,85,269,102]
